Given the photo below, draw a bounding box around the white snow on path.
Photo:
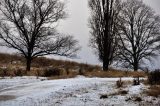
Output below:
[0,76,159,106]
[0,76,47,90]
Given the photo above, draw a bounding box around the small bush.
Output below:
[148,69,160,85]
[100,94,108,99]
[119,90,128,95]
[65,67,70,75]
[100,90,128,99]
[0,68,10,77]
[0,67,27,77]
[13,68,24,76]
[79,67,84,75]
[43,67,65,77]
[147,85,160,97]
[35,69,41,78]
[134,97,142,102]
[116,77,123,88]
[133,77,140,85]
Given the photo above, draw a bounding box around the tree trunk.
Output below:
[26,58,32,71]
[103,58,109,71]
[133,61,138,71]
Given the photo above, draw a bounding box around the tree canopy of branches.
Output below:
[116,0,160,71]
[0,0,79,71]
[88,0,121,71]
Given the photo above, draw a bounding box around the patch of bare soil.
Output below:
[0,95,16,101]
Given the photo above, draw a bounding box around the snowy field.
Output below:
[0,76,159,106]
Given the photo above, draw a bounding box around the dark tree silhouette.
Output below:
[0,0,79,71]
[88,0,121,70]
[116,0,160,71]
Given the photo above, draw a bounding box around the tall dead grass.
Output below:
[84,69,146,78]
[147,85,160,97]
[0,53,147,78]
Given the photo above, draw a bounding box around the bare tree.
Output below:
[0,0,79,71]
[88,0,121,70]
[116,0,160,71]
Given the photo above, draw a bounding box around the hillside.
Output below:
[0,53,100,70]
[0,52,147,78]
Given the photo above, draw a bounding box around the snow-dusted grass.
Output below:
[0,76,159,106]
[0,76,47,90]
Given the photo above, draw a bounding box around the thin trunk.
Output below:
[133,61,138,71]
[133,47,138,71]
[103,57,109,71]
[26,58,32,71]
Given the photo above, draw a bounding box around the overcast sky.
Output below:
[57,0,160,67]
[1,0,160,68]
[57,0,99,65]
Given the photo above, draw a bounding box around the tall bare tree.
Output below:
[0,0,79,71]
[116,0,160,71]
[88,0,121,70]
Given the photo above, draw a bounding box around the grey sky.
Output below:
[57,0,160,67]
[144,0,160,14]
[57,0,100,65]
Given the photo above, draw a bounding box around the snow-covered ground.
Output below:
[0,76,159,106]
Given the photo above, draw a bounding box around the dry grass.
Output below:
[0,65,147,79]
[148,70,160,85]
[0,95,16,101]
[26,68,43,76]
[0,66,26,77]
[116,78,123,88]
[47,71,78,80]
[0,53,147,78]
[0,52,101,76]
[147,85,160,97]
[84,69,146,78]
[0,53,24,64]
[100,90,128,99]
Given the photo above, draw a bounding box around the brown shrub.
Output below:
[133,77,140,85]
[43,67,66,77]
[100,90,128,99]
[13,68,26,76]
[0,68,9,77]
[147,85,160,97]
[148,70,160,85]
[119,90,128,95]
[26,68,42,76]
[100,94,108,99]
[134,97,142,102]
[116,77,123,88]
[0,67,27,77]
